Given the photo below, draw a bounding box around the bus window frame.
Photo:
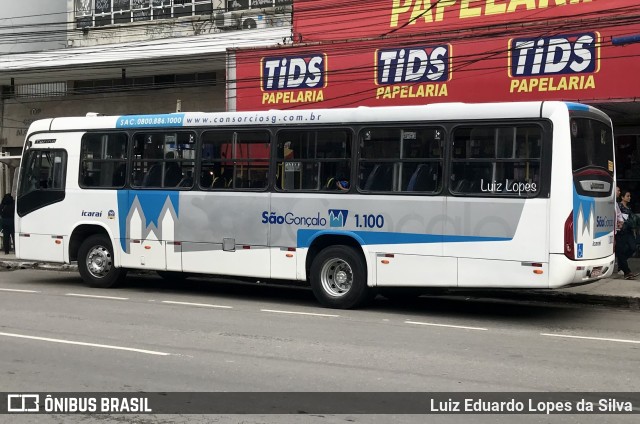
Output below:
[356,124,446,195]
[130,130,197,190]
[199,129,271,192]
[273,126,354,193]
[447,120,552,199]
[78,131,130,190]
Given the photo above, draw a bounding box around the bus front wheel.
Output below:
[78,234,126,288]
[310,245,371,309]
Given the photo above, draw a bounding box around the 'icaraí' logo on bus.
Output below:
[261,53,327,105]
[509,32,599,94]
[375,45,451,100]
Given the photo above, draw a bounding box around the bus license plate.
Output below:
[590,267,602,278]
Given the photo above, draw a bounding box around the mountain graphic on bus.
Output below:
[328,209,349,227]
[117,190,180,252]
[573,187,595,238]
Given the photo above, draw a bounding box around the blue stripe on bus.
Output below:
[565,102,590,112]
[116,114,186,128]
[297,229,511,248]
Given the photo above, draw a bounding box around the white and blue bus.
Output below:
[15,101,616,308]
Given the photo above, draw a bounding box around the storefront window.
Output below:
[615,134,640,211]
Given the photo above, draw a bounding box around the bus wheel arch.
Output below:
[76,232,126,288]
[306,236,372,309]
[305,235,366,277]
[69,224,112,262]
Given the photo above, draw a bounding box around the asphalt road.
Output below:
[1,268,639,424]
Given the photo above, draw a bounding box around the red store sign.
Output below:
[233,1,640,110]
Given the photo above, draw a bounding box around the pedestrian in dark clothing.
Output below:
[0,193,15,254]
[616,190,638,279]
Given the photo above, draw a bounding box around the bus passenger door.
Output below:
[15,147,68,264]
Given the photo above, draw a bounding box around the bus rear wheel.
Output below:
[310,245,371,309]
[78,234,126,288]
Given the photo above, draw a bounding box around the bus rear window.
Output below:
[570,118,614,176]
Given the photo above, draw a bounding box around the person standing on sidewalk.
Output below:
[616,189,638,279]
[0,193,15,254]
[615,186,624,231]
[615,186,625,275]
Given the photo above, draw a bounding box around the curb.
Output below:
[0,260,78,271]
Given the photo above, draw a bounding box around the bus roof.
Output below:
[28,101,608,135]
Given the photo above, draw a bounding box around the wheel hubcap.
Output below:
[86,245,112,279]
[320,258,353,298]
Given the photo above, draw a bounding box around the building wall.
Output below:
[68,0,291,47]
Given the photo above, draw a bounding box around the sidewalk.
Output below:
[0,252,638,310]
[0,252,78,271]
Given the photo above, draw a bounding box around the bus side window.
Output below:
[79,133,128,189]
[142,163,163,187]
[363,163,391,191]
[112,163,127,186]
[178,173,193,187]
[406,163,438,192]
[201,130,269,191]
[451,125,541,196]
[276,129,351,192]
[359,126,443,193]
[163,152,183,187]
[132,132,195,189]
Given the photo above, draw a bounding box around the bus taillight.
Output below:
[564,212,575,260]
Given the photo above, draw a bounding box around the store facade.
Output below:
[231,0,640,204]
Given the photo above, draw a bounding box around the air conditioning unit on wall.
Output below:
[240,14,267,30]
[214,10,268,30]
[214,11,239,28]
